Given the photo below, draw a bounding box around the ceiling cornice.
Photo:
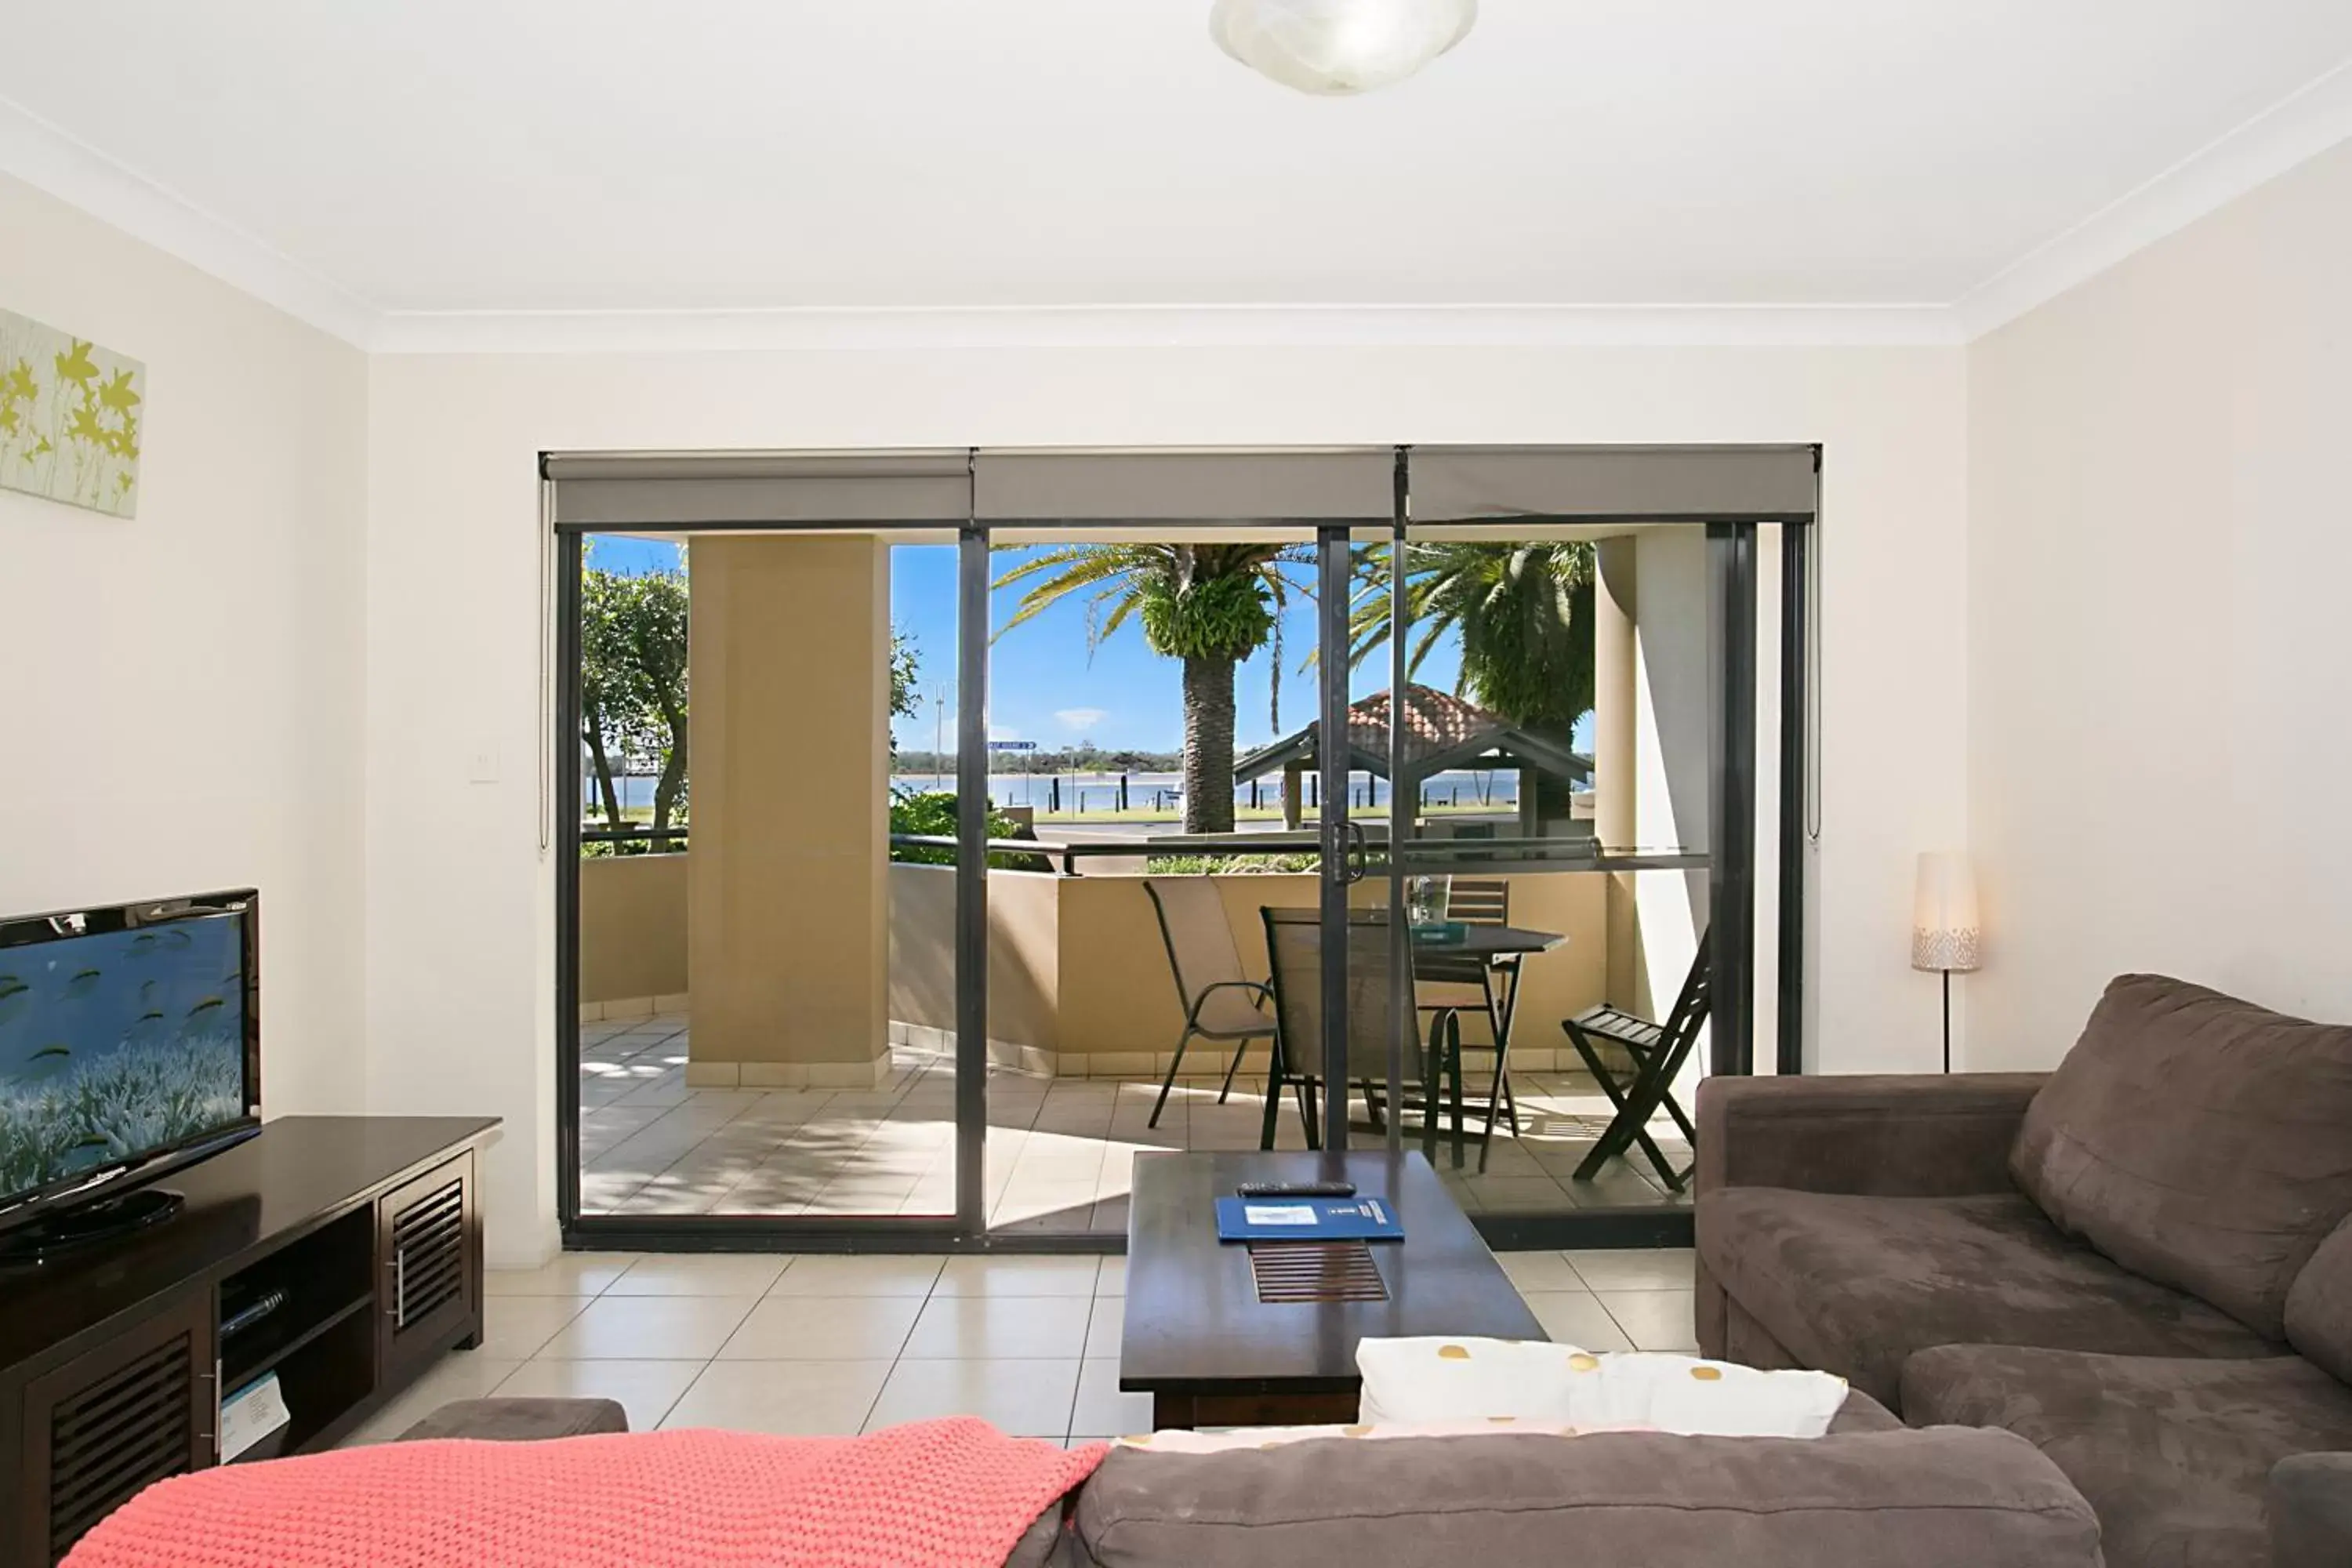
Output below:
[1955,56,2352,339]
[367,302,1964,354]
[6,56,2349,358]
[0,93,379,347]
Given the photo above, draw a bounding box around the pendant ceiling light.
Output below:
[1210,0,1478,96]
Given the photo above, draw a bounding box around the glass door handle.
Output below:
[1320,818,1368,885]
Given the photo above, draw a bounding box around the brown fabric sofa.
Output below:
[1695,975,2352,1568]
[407,1392,2100,1566]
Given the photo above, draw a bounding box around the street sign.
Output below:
[988,740,1039,751]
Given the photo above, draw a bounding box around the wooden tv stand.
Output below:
[0,1116,498,1566]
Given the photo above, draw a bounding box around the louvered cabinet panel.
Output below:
[376,1152,479,1388]
[20,1298,211,1566]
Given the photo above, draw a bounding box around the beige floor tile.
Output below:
[765,1254,945,1298]
[865,1358,1081,1439]
[539,1294,758,1359]
[1095,1256,1127,1296]
[902,1294,1094,1359]
[604,1254,793,1297]
[485,1252,643,1297]
[1566,1248,1697,1293]
[1071,1358,1152,1439]
[339,1352,524,1445]
[1519,1290,1634,1352]
[477,1295,595,1359]
[492,1358,701,1432]
[1081,1294,1125,1359]
[1494,1250,1583,1294]
[934,1255,1101,1298]
[1598,1288,1700,1351]
[1459,1175,1573,1213]
[662,1359,895,1436]
[717,1295,925,1361]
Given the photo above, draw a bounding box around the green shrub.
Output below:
[1145,852,1323,875]
[889,790,1047,870]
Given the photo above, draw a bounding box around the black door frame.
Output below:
[551,456,1816,1255]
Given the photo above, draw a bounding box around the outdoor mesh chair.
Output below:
[1258,906,1468,1165]
[1142,877,1277,1129]
[1410,877,1523,1160]
[1560,929,1712,1190]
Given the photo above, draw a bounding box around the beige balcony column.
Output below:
[1594,535,1642,1008]
[685,535,894,1089]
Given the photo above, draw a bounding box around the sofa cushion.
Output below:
[2009,973,2352,1338]
[1901,1346,2352,1568]
[2285,1213,2352,1385]
[1697,1186,2270,1409]
[1062,1428,2100,1568]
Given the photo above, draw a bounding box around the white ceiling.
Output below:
[3,2,2350,347]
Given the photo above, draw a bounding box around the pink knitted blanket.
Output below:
[66,1419,1108,1568]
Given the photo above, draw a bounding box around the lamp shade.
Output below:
[1911,852,1982,973]
[1210,0,1479,96]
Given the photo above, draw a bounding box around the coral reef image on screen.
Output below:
[0,918,245,1194]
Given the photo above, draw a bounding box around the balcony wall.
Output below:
[578,851,688,1007]
[585,854,1616,1070]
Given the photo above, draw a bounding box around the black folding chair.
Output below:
[1560,930,1711,1190]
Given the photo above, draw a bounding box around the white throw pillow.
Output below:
[1356,1337,1849,1439]
[1355,1336,1580,1424]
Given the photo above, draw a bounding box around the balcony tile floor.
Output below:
[344,1247,1697,1446]
[580,1013,1692,1230]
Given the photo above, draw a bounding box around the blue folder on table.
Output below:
[1215,1194,1403,1243]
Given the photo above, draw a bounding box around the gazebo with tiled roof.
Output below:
[1232,684,1592,829]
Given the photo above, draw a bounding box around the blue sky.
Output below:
[586,535,1481,755]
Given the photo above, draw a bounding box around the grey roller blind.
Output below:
[1408,445,1817,523]
[973,448,1394,521]
[544,450,971,526]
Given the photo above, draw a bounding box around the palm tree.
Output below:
[1347,541,1597,813]
[993,543,1310,833]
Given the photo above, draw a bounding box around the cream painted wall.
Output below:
[1965,138,2352,1067]
[365,342,1967,1263]
[0,173,370,1119]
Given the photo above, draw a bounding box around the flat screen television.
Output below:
[0,890,260,1258]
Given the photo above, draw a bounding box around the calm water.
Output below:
[593,768,1526,814]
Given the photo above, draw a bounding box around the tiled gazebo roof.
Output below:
[1233,683,1592,786]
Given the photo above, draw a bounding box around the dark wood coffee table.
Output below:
[1121,1149,1546,1429]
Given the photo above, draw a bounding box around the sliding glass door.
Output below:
[557,521,976,1243]
[1319,510,1789,1243]
[553,447,1812,1253]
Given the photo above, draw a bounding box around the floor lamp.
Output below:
[1911,852,1981,1073]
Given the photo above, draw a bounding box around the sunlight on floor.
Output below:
[580,1013,1690,1232]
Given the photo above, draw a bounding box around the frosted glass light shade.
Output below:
[1911,852,1982,973]
[1210,0,1479,96]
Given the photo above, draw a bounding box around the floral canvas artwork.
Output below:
[0,307,144,517]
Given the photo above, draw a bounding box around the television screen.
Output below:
[0,898,257,1210]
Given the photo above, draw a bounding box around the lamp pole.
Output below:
[1942,967,1953,1075]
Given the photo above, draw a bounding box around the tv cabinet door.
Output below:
[20,1295,212,1566]
[376,1152,481,1392]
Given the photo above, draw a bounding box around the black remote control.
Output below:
[1235,1180,1356,1198]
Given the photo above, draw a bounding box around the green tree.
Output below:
[579,545,690,853]
[993,543,1310,833]
[888,628,920,758]
[1348,541,1596,814]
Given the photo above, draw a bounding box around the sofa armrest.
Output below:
[2272,1452,2352,1568]
[1695,1073,2047,1199]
